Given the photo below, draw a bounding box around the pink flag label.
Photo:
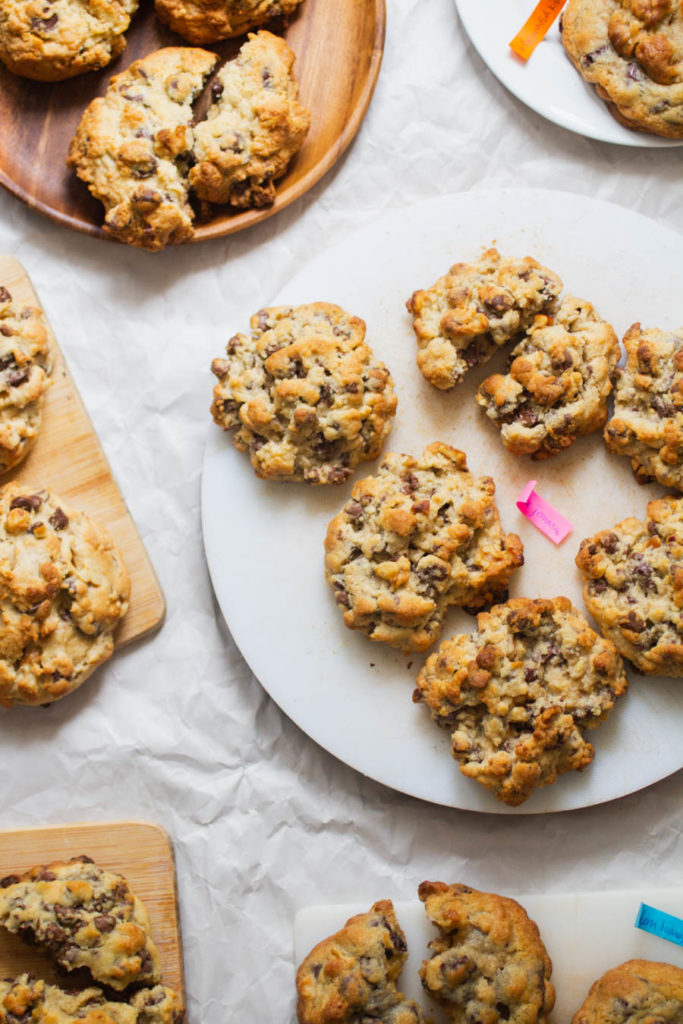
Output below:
[516,480,572,545]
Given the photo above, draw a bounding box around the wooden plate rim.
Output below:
[0,0,386,247]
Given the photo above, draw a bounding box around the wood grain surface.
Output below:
[0,0,386,245]
[0,255,165,645]
[0,821,184,1000]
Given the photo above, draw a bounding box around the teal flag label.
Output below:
[635,903,683,948]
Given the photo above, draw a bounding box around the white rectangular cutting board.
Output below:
[295,889,683,1023]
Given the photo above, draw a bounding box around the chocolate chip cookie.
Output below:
[211,302,396,484]
[189,31,310,209]
[0,483,130,707]
[418,881,555,1024]
[572,959,683,1024]
[155,0,305,45]
[324,443,524,652]
[576,495,683,677]
[0,975,183,1024]
[67,47,218,251]
[561,0,683,138]
[406,249,563,390]
[0,856,160,989]
[604,323,683,491]
[296,900,427,1024]
[0,0,138,81]
[0,285,52,473]
[477,296,619,459]
[414,597,628,805]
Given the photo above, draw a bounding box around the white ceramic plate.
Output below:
[201,189,683,814]
[295,888,683,1024]
[454,0,683,146]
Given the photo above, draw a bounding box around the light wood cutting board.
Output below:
[0,255,165,647]
[0,821,184,1000]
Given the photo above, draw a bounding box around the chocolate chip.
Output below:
[345,500,363,519]
[10,494,43,512]
[0,288,11,303]
[49,508,68,531]
[30,13,58,30]
[0,327,14,337]
[601,532,618,553]
[7,368,29,386]
[94,914,116,932]
[43,922,66,945]
[38,869,56,881]
[401,473,419,495]
[211,81,224,101]
[0,875,19,888]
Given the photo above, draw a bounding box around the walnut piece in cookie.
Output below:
[190,31,310,210]
[0,856,160,989]
[296,900,428,1024]
[477,296,620,459]
[0,285,52,473]
[414,597,627,805]
[0,0,138,81]
[576,495,683,677]
[604,323,683,491]
[571,959,683,1024]
[0,975,183,1024]
[561,0,683,138]
[211,302,396,484]
[324,443,524,653]
[418,881,555,1024]
[406,249,562,390]
[67,47,218,251]
[0,483,130,707]
[155,0,304,45]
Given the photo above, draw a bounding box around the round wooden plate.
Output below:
[0,0,385,244]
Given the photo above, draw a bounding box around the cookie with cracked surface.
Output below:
[67,47,218,251]
[571,959,683,1024]
[0,856,160,989]
[0,285,52,473]
[561,0,683,138]
[0,0,138,81]
[406,249,563,390]
[0,975,183,1024]
[477,296,619,459]
[190,31,310,209]
[0,483,130,707]
[296,900,428,1024]
[414,597,627,805]
[211,302,396,484]
[576,495,683,677]
[324,443,524,653]
[604,323,683,491]
[418,881,555,1024]
[155,0,304,44]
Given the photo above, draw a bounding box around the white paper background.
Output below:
[0,1,681,1021]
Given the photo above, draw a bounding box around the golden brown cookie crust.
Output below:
[0,975,183,1024]
[0,0,138,81]
[561,0,683,138]
[571,959,683,1024]
[155,0,304,45]
[324,443,523,653]
[576,495,683,677]
[0,482,130,707]
[414,597,628,805]
[418,881,555,1024]
[296,900,428,1024]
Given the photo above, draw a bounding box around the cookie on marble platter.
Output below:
[155,0,305,44]
[0,0,138,81]
[0,482,130,708]
[414,597,628,805]
[576,495,683,677]
[418,881,555,1024]
[604,323,683,492]
[0,855,160,989]
[0,284,53,473]
[324,443,523,653]
[67,47,218,251]
[0,975,183,1024]
[211,302,396,484]
[296,900,427,1024]
[477,296,619,459]
[406,249,563,389]
[190,31,310,209]
[571,959,683,1024]
[561,0,683,138]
